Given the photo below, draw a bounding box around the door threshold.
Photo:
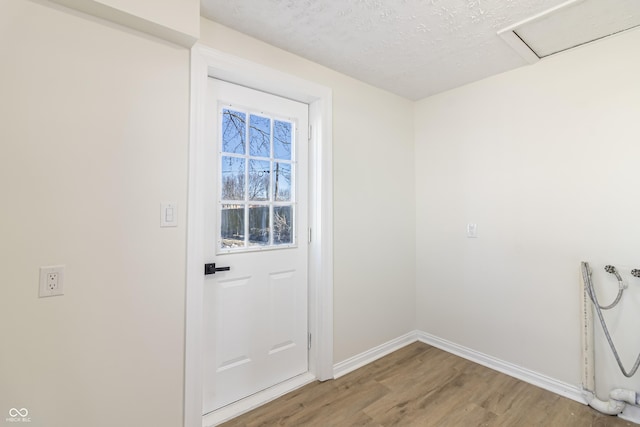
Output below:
[202,372,316,427]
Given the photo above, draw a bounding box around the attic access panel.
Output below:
[498,0,640,63]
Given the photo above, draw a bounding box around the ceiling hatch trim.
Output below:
[498,0,640,64]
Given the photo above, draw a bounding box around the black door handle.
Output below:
[204,263,231,275]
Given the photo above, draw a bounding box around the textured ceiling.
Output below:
[200,0,589,100]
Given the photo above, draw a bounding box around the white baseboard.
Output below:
[416,331,587,405]
[333,330,419,378]
[620,404,640,424]
[332,329,586,406]
[202,372,316,427]
[206,331,595,426]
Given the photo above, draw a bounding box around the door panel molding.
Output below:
[203,79,309,412]
[185,45,333,427]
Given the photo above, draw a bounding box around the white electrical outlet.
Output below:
[39,265,65,297]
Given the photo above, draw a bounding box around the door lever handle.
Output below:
[204,263,231,275]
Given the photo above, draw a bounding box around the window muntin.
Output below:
[218,106,297,251]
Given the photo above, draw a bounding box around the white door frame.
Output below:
[184,44,334,427]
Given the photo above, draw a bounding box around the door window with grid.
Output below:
[218,106,297,251]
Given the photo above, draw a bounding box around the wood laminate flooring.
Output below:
[220,342,634,427]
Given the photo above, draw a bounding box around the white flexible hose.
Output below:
[583,262,640,377]
[580,262,637,416]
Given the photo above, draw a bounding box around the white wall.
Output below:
[50,0,199,46]
[199,20,417,364]
[12,1,637,424]
[415,28,640,392]
[0,1,189,426]
[95,0,199,36]
[0,4,416,424]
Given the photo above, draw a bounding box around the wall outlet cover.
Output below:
[39,265,65,297]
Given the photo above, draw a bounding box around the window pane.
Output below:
[218,108,297,252]
[273,206,292,245]
[248,160,270,201]
[273,162,292,201]
[274,120,292,160]
[249,114,271,157]
[221,109,246,154]
[221,204,245,249]
[249,205,269,246]
[221,156,245,200]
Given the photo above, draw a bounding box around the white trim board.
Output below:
[333,331,418,379]
[332,330,585,406]
[203,373,316,427]
[184,45,334,427]
[199,328,589,425]
[416,331,587,405]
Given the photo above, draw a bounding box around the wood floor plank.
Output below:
[220,342,634,426]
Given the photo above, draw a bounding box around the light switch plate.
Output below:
[161,202,178,227]
[466,223,478,238]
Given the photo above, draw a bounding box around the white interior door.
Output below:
[202,78,309,414]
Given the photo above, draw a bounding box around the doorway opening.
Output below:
[185,45,334,427]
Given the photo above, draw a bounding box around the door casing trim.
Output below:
[184,44,334,427]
